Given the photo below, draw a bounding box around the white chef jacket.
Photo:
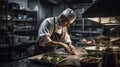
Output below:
[37,17,72,46]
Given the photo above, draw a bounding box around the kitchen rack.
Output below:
[0,0,38,62]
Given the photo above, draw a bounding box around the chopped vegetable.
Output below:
[88,52,102,58]
[40,55,64,63]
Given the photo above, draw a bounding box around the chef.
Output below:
[35,8,77,55]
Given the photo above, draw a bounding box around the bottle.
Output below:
[102,44,116,67]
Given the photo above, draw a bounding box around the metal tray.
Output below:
[85,46,105,52]
[28,54,67,65]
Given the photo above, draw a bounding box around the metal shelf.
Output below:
[14,40,37,47]
[71,30,101,33]
[12,19,37,22]
[0,44,11,48]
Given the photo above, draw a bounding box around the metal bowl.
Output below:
[79,57,100,67]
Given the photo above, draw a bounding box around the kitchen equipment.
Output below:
[102,51,118,67]
[8,2,20,10]
[14,26,34,31]
[85,45,120,53]
[14,36,30,43]
[0,14,11,20]
[85,46,105,52]
[82,0,120,17]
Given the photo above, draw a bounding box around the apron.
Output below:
[35,17,64,54]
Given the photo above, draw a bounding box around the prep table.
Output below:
[0,45,104,67]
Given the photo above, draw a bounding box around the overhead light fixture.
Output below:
[87,17,99,22]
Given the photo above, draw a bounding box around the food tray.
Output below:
[88,52,102,58]
[28,54,67,65]
[85,46,105,52]
[79,57,102,63]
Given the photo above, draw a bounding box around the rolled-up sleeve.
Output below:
[62,27,72,44]
[38,35,52,46]
[65,32,72,44]
[37,19,53,46]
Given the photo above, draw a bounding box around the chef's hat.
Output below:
[62,8,76,23]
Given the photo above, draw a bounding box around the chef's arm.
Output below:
[63,27,72,45]
[46,41,72,53]
[46,41,76,55]
[64,33,77,55]
[43,36,73,51]
[38,35,67,47]
[45,41,65,46]
[38,35,76,54]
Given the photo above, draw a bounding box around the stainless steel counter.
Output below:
[0,46,102,67]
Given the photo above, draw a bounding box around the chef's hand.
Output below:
[58,42,71,54]
[68,44,77,55]
[58,42,76,55]
[63,44,72,54]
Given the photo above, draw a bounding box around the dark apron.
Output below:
[35,17,63,54]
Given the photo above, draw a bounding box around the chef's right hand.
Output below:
[63,44,72,54]
[58,42,71,54]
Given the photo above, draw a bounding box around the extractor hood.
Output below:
[39,0,93,5]
[82,0,120,17]
[39,0,61,5]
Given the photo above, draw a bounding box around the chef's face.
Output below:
[59,15,71,27]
